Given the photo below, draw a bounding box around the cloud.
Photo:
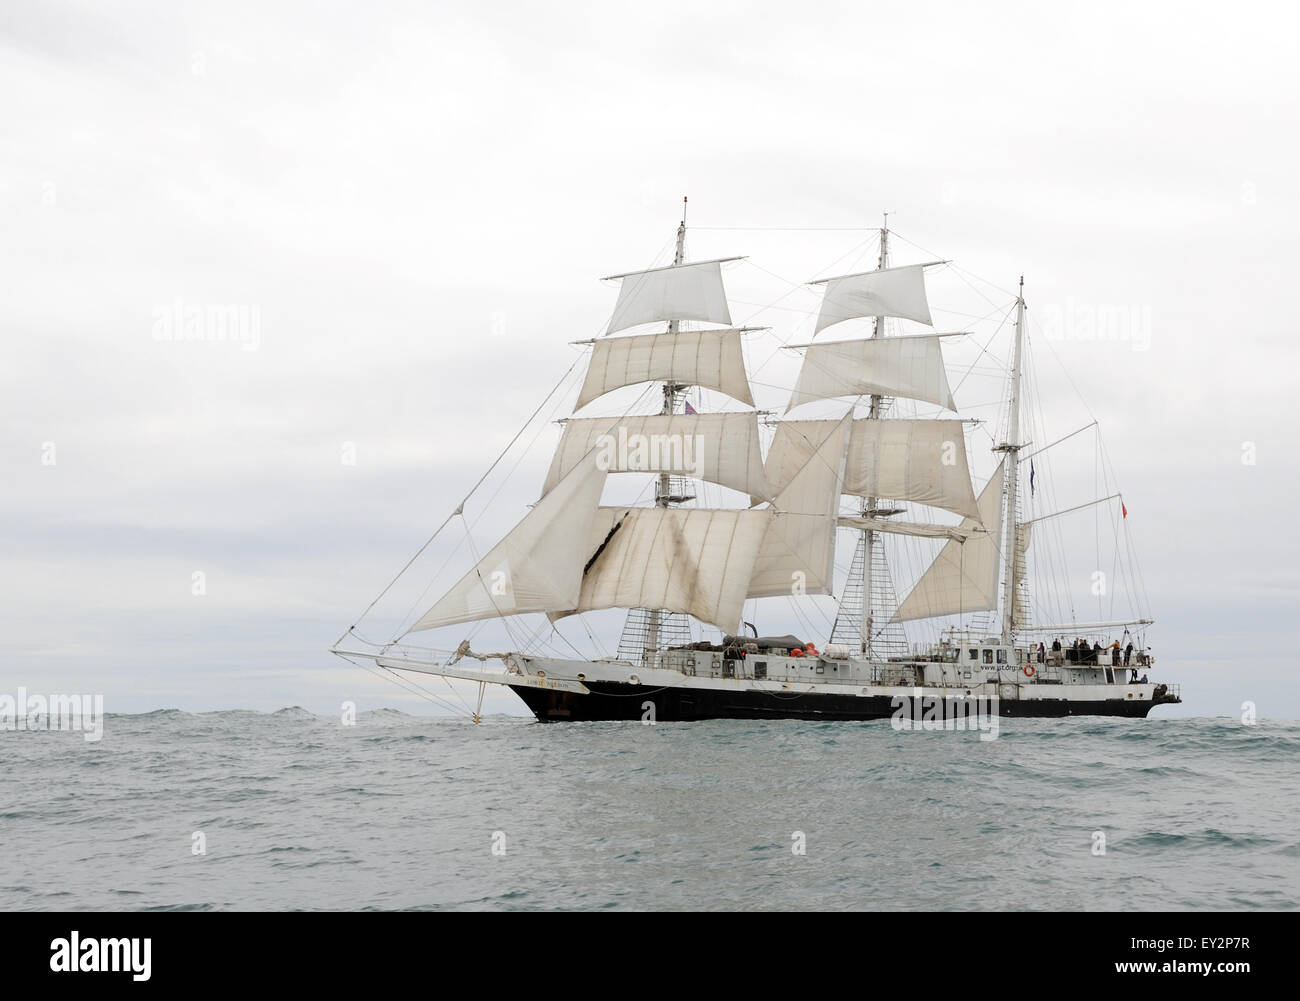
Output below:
[3,0,1296,715]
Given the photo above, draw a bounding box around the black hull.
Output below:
[511,681,1174,722]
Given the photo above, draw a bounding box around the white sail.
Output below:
[605,259,735,334]
[892,459,1006,622]
[409,450,608,631]
[1011,522,1032,631]
[813,263,936,334]
[747,413,851,599]
[786,334,957,413]
[543,412,772,500]
[576,328,755,411]
[836,516,983,542]
[552,506,773,633]
[764,418,979,520]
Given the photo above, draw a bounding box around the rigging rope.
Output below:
[334,353,588,648]
[335,653,477,719]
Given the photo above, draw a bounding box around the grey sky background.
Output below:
[3,1,1296,719]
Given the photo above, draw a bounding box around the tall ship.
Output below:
[333,206,1180,722]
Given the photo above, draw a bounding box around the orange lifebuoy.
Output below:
[1023,664,1035,678]
[791,648,804,657]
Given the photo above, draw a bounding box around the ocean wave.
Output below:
[5,716,1298,910]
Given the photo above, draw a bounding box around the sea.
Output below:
[4,711,1298,910]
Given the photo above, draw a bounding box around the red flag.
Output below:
[1121,502,1127,519]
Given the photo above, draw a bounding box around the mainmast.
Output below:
[999,277,1027,644]
[858,215,901,657]
[819,214,938,657]
[858,221,889,654]
[643,198,690,658]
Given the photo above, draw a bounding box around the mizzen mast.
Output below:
[998,277,1027,644]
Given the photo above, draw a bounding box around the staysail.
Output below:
[409,450,608,631]
[762,417,979,520]
[892,458,1006,622]
[1011,522,1032,631]
[746,413,852,599]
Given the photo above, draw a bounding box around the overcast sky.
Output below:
[4,0,1296,719]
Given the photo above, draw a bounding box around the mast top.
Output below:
[673,199,687,268]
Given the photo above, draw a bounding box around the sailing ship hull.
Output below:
[510,680,1179,723]
[334,222,1180,723]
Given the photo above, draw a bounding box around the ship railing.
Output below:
[879,668,918,687]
